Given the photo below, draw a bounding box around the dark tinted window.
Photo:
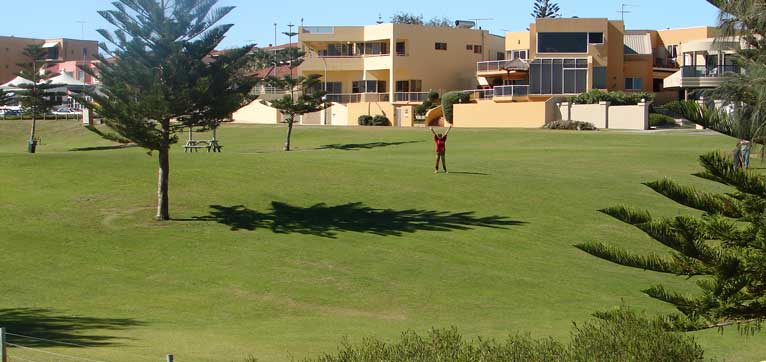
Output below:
[588,32,604,44]
[538,32,587,53]
[530,58,589,94]
[592,66,607,89]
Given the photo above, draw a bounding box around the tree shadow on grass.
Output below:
[186,202,523,238]
[317,141,421,151]
[0,308,144,347]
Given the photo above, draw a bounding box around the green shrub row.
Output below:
[569,90,654,106]
[357,115,390,126]
[544,120,597,131]
[300,308,708,362]
[649,113,677,127]
[441,91,470,123]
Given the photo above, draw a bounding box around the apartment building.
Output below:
[474,20,728,104]
[0,36,99,84]
[296,23,505,125]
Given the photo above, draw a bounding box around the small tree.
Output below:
[260,30,325,151]
[83,0,257,220]
[426,17,453,28]
[14,44,64,153]
[390,12,424,25]
[577,152,766,331]
[441,91,470,124]
[531,0,561,18]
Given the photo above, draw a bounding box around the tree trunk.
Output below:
[284,117,294,151]
[156,123,171,221]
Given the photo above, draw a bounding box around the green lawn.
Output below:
[0,120,764,362]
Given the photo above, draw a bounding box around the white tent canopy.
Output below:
[50,72,83,86]
[0,76,33,90]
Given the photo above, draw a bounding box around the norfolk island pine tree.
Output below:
[79,0,258,220]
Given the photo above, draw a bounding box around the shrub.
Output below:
[441,91,470,123]
[570,90,654,106]
[649,112,677,127]
[302,308,709,362]
[415,91,441,116]
[371,115,390,126]
[357,115,373,126]
[544,120,597,131]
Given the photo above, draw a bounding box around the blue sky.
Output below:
[0,0,720,49]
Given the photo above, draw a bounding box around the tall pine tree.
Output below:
[15,44,64,153]
[531,0,561,18]
[83,0,257,220]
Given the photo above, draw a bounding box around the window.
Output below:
[667,45,678,59]
[78,70,85,80]
[510,50,528,60]
[592,66,607,89]
[588,32,604,44]
[497,52,505,60]
[395,80,422,92]
[316,81,342,93]
[435,42,447,50]
[625,77,643,90]
[352,80,386,93]
[473,45,483,54]
[529,58,588,95]
[396,42,406,56]
[537,32,588,53]
[466,44,473,50]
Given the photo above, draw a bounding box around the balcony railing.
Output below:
[394,92,428,102]
[326,93,361,103]
[681,65,740,77]
[302,26,334,34]
[463,89,494,100]
[477,60,516,72]
[493,85,529,97]
[325,93,390,103]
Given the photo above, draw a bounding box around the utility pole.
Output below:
[273,22,277,47]
[1,327,7,362]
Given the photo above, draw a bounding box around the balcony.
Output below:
[325,93,389,103]
[476,59,530,75]
[463,89,494,100]
[493,85,529,98]
[393,92,428,103]
[664,65,740,89]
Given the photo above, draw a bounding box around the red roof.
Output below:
[252,64,293,78]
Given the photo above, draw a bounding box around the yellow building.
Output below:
[0,36,99,84]
[297,23,505,126]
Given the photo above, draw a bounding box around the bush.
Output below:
[649,113,677,128]
[358,115,390,126]
[441,91,470,123]
[544,120,597,130]
[357,115,373,126]
[415,91,441,116]
[371,115,390,126]
[302,308,709,362]
[570,90,654,106]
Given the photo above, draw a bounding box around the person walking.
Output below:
[740,139,752,169]
[733,141,742,171]
[430,125,452,173]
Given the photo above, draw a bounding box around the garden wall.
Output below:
[232,100,282,124]
[452,99,558,128]
[556,101,650,130]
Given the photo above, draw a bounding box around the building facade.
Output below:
[0,36,99,84]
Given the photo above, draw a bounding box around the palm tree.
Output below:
[531,0,561,18]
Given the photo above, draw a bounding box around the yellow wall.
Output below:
[505,31,530,51]
[346,102,395,126]
[657,27,716,48]
[453,101,549,128]
[623,55,653,92]
[232,100,282,124]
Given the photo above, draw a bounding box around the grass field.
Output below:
[0,120,764,362]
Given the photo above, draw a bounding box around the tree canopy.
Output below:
[531,0,561,18]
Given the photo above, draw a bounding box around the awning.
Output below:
[477,77,489,87]
[42,41,59,48]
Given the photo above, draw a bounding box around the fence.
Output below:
[393,92,428,103]
[0,327,174,362]
[493,85,529,97]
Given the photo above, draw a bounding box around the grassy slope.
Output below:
[0,120,764,362]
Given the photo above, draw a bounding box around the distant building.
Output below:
[0,36,99,84]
